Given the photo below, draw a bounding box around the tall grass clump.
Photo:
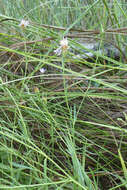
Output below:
[0,0,127,189]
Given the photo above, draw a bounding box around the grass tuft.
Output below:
[0,0,127,189]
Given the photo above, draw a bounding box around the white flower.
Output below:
[54,37,69,55]
[40,68,46,73]
[60,38,69,49]
[54,46,62,56]
[19,19,29,28]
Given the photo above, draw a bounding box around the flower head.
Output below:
[54,37,69,56]
[40,68,46,73]
[54,46,62,56]
[19,19,29,28]
[60,38,69,50]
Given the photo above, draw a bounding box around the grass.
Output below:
[0,0,127,189]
